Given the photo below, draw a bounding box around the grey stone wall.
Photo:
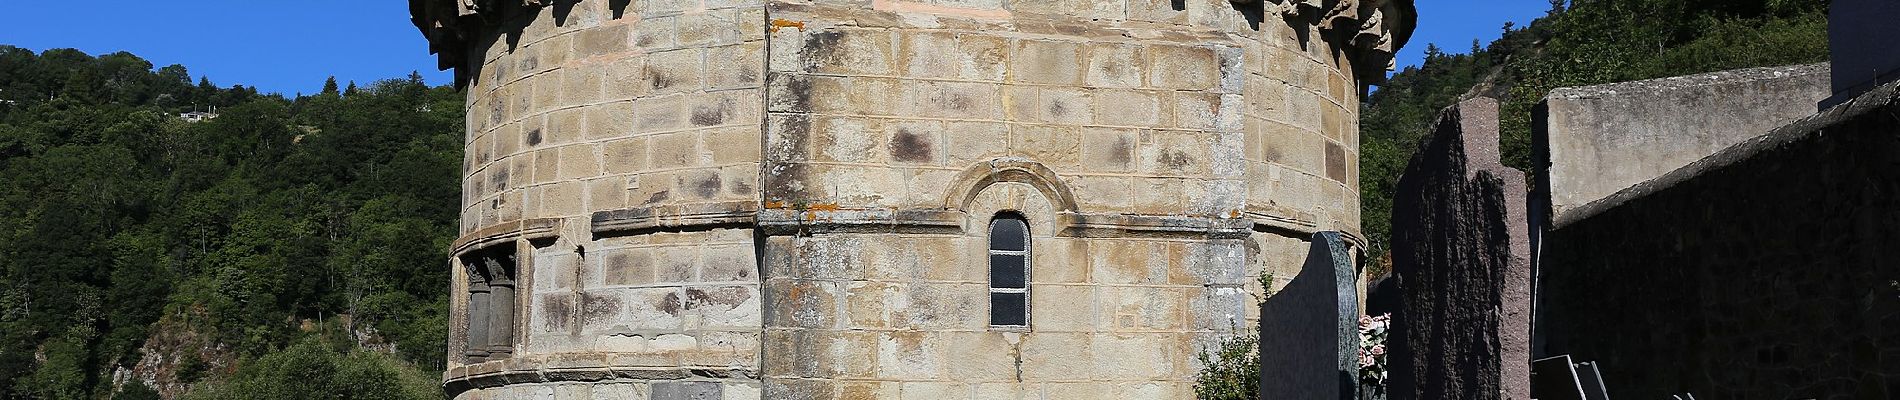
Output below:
[1538,63,1829,222]
[1537,81,1900,399]
[1388,98,1530,400]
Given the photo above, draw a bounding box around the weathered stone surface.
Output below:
[651,381,721,400]
[1537,75,1900,399]
[1389,97,1530,400]
[1538,63,1830,222]
[1258,231,1359,400]
[417,0,1417,397]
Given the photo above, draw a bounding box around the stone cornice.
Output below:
[451,218,562,257]
[409,0,547,86]
[410,0,1411,86]
[1232,0,1417,84]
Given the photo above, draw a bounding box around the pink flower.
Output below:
[1359,315,1373,329]
[1371,345,1386,356]
[1359,354,1374,367]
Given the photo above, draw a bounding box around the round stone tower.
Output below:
[412,0,1411,397]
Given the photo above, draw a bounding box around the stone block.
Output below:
[806,30,897,77]
[1038,87,1094,125]
[1008,39,1084,85]
[938,332,1016,381]
[1148,45,1219,90]
[604,56,653,101]
[813,117,885,164]
[1031,237,1090,284]
[1093,89,1161,127]
[676,167,723,200]
[676,10,740,49]
[707,126,762,164]
[586,176,627,212]
[685,285,761,329]
[699,243,756,282]
[651,381,720,400]
[547,107,586,146]
[556,145,602,180]
[1168,91,1221,131]
[648,131,698,169]
[540,181,585,216]
[1087,43,1145,88]
[562,63,608,105]
[601,136,649,174]
[1008,124,1080,168]
[706,42,764,89]
[1080,127,1137,173]
[645,49,704,95]
[904,80,1003,120]
[602,247,656,286]
[885,120,945,165]
[944,120,1009,165]
[1019,333,1094,380]
[1030,284,1098,331]
[584,101,635,140]
[1138,130,1212,177]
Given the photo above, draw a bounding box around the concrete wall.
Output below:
[1537,81,1900,399]
[1537,63,1829,222]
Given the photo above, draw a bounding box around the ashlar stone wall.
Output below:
[754,0,1402,397]
[409,0,1415,397]
[443,0,770,396]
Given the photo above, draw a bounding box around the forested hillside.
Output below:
[1357,0,1832,262]
[0,47,457,399]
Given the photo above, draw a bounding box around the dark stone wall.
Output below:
[1389,98,1532,400]
[1538,85,1900,399]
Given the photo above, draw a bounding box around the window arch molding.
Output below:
[943,159,1080,214]
[961,174,1062,330]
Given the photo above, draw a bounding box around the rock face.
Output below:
[408,0,1416,398]
[1258,231,1359,400]
[1388,98,1530,400]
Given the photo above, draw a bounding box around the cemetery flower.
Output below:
[1358,313,1393,394]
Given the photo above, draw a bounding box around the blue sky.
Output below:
[0,0,1549,95]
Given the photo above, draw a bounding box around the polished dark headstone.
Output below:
[1258,231,1359,400]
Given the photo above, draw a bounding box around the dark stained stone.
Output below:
[1388,97,1531,400]
[653,381,722,400]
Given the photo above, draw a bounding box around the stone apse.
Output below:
[409,0,1413,398]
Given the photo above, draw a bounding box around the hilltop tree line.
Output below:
[0,46,455,399]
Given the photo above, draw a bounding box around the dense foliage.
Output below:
[0,46,461,398]
[1358,0,1831,261]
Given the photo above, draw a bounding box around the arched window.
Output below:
[989,213,1029,327]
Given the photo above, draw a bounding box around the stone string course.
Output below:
[412,0,1416,398]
